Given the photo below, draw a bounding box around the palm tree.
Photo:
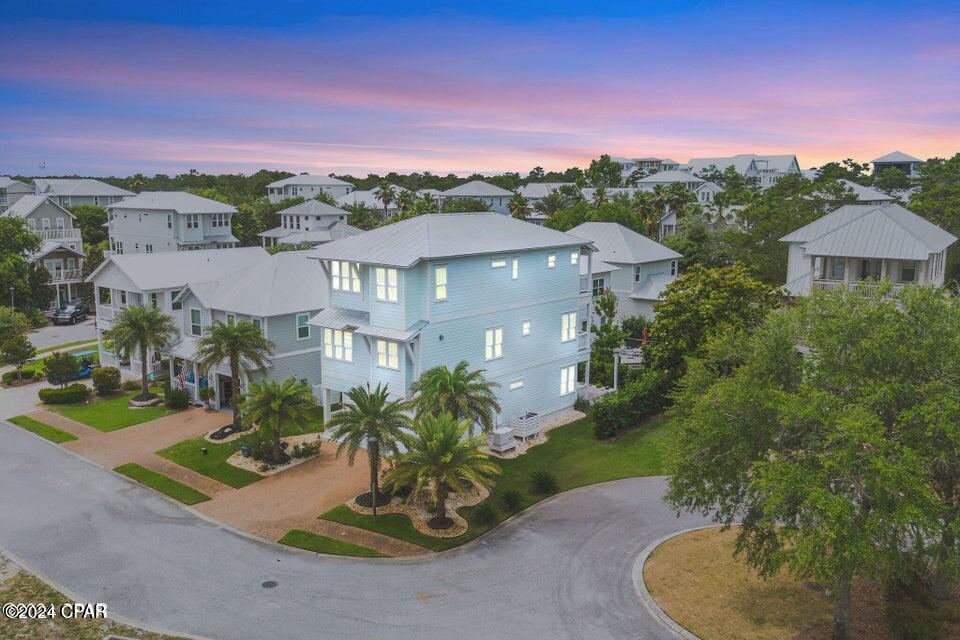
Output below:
[373,181,397,219]
[395,190,415,212]
[196,320,274,432]
[384,413,500,530]
[533,191,570,218]
[508,193,529,220]
[242,378,317,465]
[410,361,501,436]
[105,305,178,400]
[326,384,411,515]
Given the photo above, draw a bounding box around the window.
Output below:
[225,313,235,324]
[296,313,310,339]
[67,258,76,270]
[635,266,642,283]
[190,308,201,336]
[830,258,845,280]
[98,287,111,305]
[900,263,917,283]
[522,320,531,336]
[56,218,64,229]
[211,213,229,228]
[375,267,398,302]
[167,214,172,229]
[186,214,200,229]
[252,317,263,334]
[41,218,50,229]
[484,327,503,360]
[570,251,579,265]
[282,216,288,229]
[323,328,353,362]
[547,253,556,269]
[561,311,577,342]
[509,380,524,390]
[116,241,124,255]
[145,244,153,253]
[490,259,506,269]
[331,261,361,293]
[119,290,127,305]
[150,292,159,308]
[512,257,519,280]
[376,340,399,369]
[670,260,677,276]
[592,277,605,296]
[27,218,36,230]
[560,365,576,396]
[434,266,447,301]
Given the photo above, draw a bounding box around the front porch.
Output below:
[809,255,922,297]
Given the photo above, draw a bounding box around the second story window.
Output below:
[434,266,447,301]
[547,253,556,269]
[376,340,399,369]
[211,213,229,228]
[635,266,642,282]
[522,320,531,336]
[490,259,506,269]
[484,327,503,361]
[670,260,677,276]
[186,214,200,229]
[296,313,310,339]
[512,257,519,280]
[167,214,172,229]
[570,251,579,265]
[331,261,361,293]
[375,268,398,302]
[190,308,201,336]
[323,328,353,362]
[145,244,153,253]
[561,311,577,342]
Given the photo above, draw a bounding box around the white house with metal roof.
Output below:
[167,251,329,409]
[835,179,895,205]
[86,247,271,378]
[106,191,239,254]
[440,180,513,215]
[308,212,595,431]
[335,185,409,217]
[5,195,86,308]
[33,178,134,207]
[682,154,801,188]
[266,174,354,203]
[781,203,956,297]
[568,222,681,321]
[871,151,923,179]
[258,199,360,248]
[0,176,32,213]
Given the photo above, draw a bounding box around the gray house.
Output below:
[441,180,513,215]
[0,176,32,213]
[266,174,354,203]
[259,199,361,248]
[169,251,328,409]
[683,154,801,188]
[872,151,923,179]
[107,191,238,254]
[33,178,134,207]
[5,195,85,308]
[568,222,681,321]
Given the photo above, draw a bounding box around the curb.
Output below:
[632,525,721,640]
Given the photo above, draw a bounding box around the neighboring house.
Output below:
[440,181,513,215]
[266,174,354,203]
[0,176,32,213]
[308,212,595,429]
[106,191,239,254]
[168,251,329,409]
[635,170,723,205]
[568,222,681,321]
[336,185,409,216]
[33,178,134,207]
[781,203,956,297]
[86,247,271,378]
[835,179,895,205]
[614,157,681,180]
[4,195,85,308]
[516,182,576,224]
[872,151,923,179]
[416,188,443,198]
[683,154,801,188]
[259,199,361,248]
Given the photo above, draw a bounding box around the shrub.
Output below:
[45,351,80,387]
[2,369,35,385]
[501,489,524,512]
[121,380,141,391]
[0,307,29,343]
[529,469,558,495]
[573,396,590,413]
[39,383,90,404]
[472,502,498,525]
[290,440,321,459]
[591,368,674,440]
[1,335,35,370]
[164,387,191,410]
[24,308,49,328]
[92,366,121,395]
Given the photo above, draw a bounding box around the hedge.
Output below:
[591,368,674,439]
[38,383,90,405]
[2,369,35,385]
[164,387,191,410]
[92,367,121,395]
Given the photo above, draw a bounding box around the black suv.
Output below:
[51,302,89,325]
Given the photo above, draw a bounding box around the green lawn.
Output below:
[33,339,98,356]
[155,410,325,490]
[278,529,386,558]
[114,463,211,505]
[320,414,676,552]
[23,345,101,377]
[7,415,78,443]
[50,391,175,432]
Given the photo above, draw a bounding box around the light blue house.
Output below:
[308,212,594,429]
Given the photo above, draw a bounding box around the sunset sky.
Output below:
[2,1,958,177]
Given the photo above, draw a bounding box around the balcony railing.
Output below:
[579,275,590,294]
[37,228,82,241]
[812,279,906,298]
[577,331,589,351]
[49,269,83,282]
[97,305,114,321]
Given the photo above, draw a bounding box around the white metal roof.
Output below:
[568,222,681,265]
[4,195,74,219]
[872,151,922,164]
[631,273,674,301]
[636,170,705,185]
[516,183,574,199]
[311,212,592,268]
[336,187,407,209]
[86,246,269,290]
[107,191,237,214]
[29,240,85,261]
[33,178,134,198]
[307,307,369,330]
[263,223,363,246]
[0,176,31,192]
[267,174,352,188]
[442,180,513,197]
[837,179,894,203]
[276,199,350,217]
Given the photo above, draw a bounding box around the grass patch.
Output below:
[50,390,175,432]
[155,415,324,490]
[114,463,211,505]
[278,529,386,558]
[7,415,77,443]
[320,414,675,551]
[33,339,98,356]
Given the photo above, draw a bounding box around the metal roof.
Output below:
[631,273,674,301]
[4,195,74,219]
[107,191,237,214]
[266,174,352,188]
[568,222,681,265]
[0,176,31,192]
[516,183,574,199]
[29,240,85,261]
[276,199,350,217]
[636,170,705,185]
[336,187,407,209]
[872,151,922,164]
[311,212,592,268]
[442,180,513,197]
[355,319,428,342]
[307,307,369,330]
[33,178,134,198]
[86,246,269,290]
[836,179,894,203]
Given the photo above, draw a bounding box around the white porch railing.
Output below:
[812,279,905,298]
[49,268,83,282]
[97,305,114,321]
[577,331,589,351]
[579,275,590,294]
[37,228,82,241]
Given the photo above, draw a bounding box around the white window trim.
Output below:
[511,257,519,280]
[190,307,202,336]
[323,328,353,362]
[376,339,400,370]
[296,313,310,340]
[561,311,577,342]
[375,267,398,303]
[484,326,503,361]
[434,265,448,301]
[570,251,579,265]
[560,365,576,396]
[522,320,531,336]
[490,259,507,269]
[547,253,556,269]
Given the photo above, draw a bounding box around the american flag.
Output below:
[176,366,186,390]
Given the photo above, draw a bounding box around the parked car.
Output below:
[51,302,89,325]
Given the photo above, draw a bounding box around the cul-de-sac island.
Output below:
[2,4,960,640]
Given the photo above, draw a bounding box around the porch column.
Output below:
[844,258,851,288]
[322,387,331,425]
[168,357,175,385]
[66,282,72,301]
[881,259,887,279]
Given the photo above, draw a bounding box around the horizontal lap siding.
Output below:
[492,357,580,426]
[251,351,322,387]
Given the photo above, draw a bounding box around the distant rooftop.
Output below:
[871,151,922,164]
[442,180,513,197]
[34,178,134,198]
[568,222,681,265]
[108,191,237,214]
[4,195,73,219]
[267,174,352,188]
[636,170,705,184]
[276,199,350,217]
[86,246,269,290]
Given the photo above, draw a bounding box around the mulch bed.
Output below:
[355,490,394,508]
[427,516,454,531]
